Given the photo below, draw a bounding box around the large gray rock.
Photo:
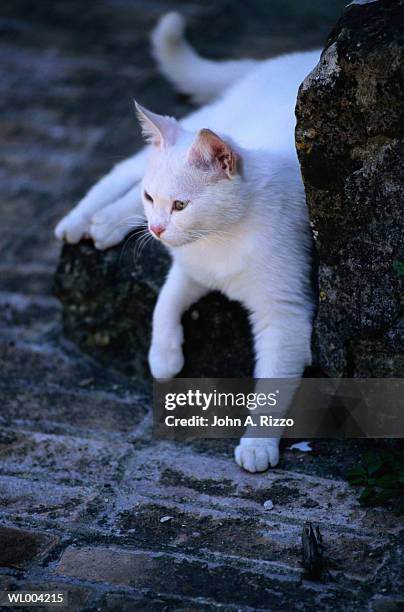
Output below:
[54,0,403,379]
[295,0,404,377]
[54,240,254,379]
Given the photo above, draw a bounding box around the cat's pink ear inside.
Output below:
[188,129,238,179]
[135,101,178,147]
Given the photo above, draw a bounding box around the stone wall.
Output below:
[296,0,404,376]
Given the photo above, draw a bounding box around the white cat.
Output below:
[55,13,320,473]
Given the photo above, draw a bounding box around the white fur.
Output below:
[151,12,259,104]
[55,12,320,473]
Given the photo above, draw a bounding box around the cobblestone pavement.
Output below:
[0,1,403,610]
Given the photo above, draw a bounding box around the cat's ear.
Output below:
[134,101,178,147]
[188,129,238,179]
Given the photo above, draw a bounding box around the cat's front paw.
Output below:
[90,207,130,250]
[234,438,279,473]
[149,326,184,379]
[54,210,90,243]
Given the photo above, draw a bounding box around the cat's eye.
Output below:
[144,191,153,203]
[172,199,189,212]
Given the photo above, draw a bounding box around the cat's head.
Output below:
[136,102,244,247]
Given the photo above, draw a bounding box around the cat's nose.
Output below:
[150,224,165,238]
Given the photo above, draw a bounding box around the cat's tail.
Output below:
[151,12,259,104]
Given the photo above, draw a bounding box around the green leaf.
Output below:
[372,489,394,505]
[347,466,368,485]
[349,476,367,485]
[347,466,367,478]
[376,474,400,489]
[346,449,404,512]
[364,452,384,475]
[359,487,375,505]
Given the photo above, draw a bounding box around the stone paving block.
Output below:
[0,229,25,261]
[0,263,54,295]
[111,501,388,583]
[0,340,139,398]
[3,226,62,266]
[189,437,391,482]
[0,430,133,487]
[0,110,102,154]
[1,146,78,193]
[0,192,54,229]
[0,574,15,591]
[54,545,354,610]
[0,526,58,569]
[0,228,61,266]
[0,475,97,523]
[104,591,232,611]
[0,384,147,436]
[90,499,301,575]
[369,595,404,612]
[121,444,403,534]
[0,292,60,330]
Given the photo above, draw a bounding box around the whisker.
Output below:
[119,228,146,265]
[133,227,153,258]
[134,232,154,261]
[136,234,154,260]
[133,235,147,261]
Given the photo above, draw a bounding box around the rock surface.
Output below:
[54,240,254,378]
[295,0,404,376]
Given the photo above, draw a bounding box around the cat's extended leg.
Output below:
[55,148,148,244]
[149,262,208,379]
[89,185,144,250]
[235,316,312,473]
